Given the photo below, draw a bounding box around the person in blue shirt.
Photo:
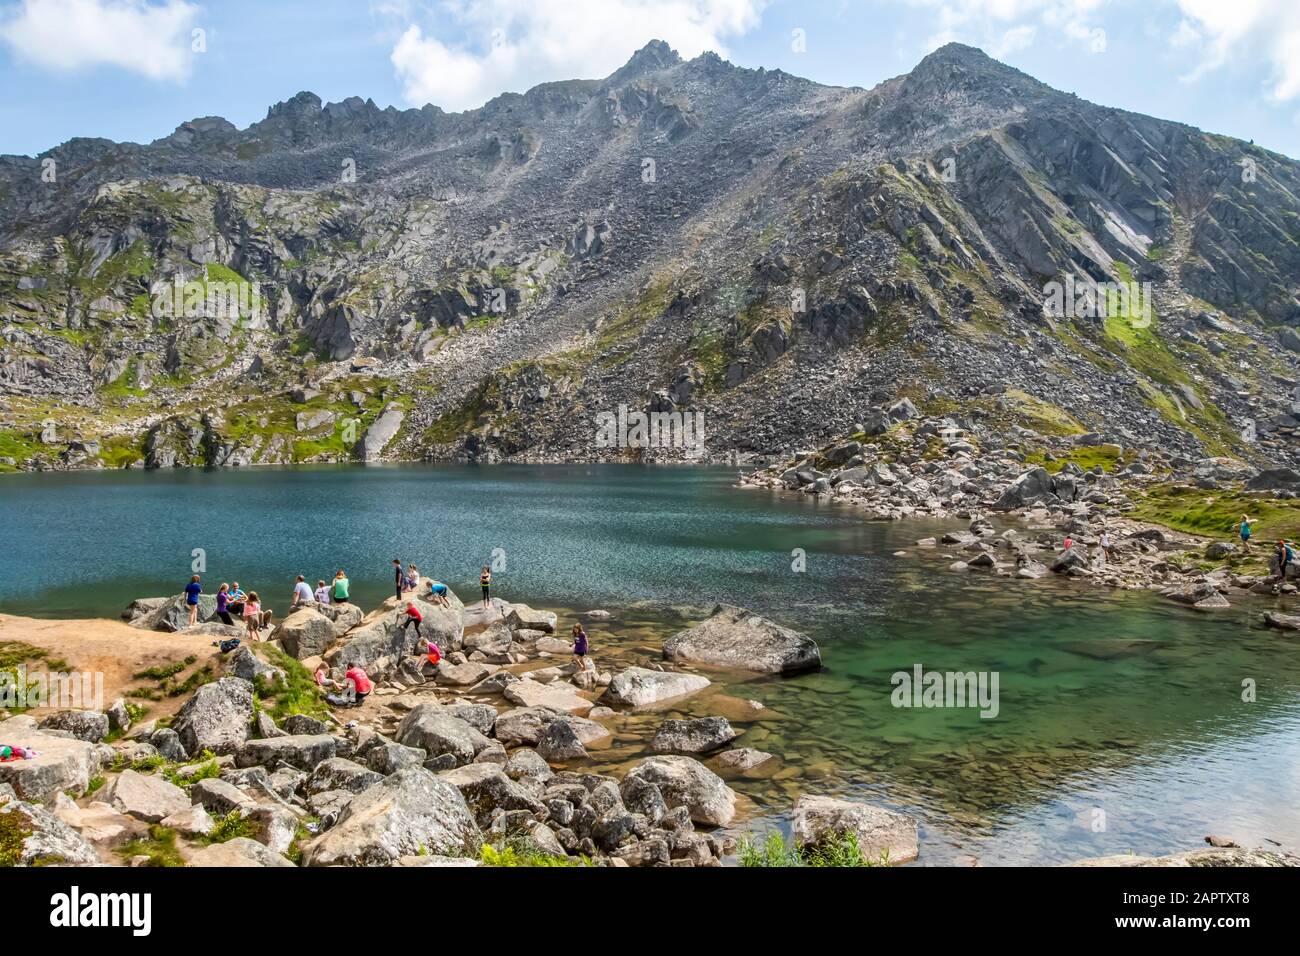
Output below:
[184,574,202,627]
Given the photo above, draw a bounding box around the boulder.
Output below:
[1264,611,1300,631]
[302,767,482,866]
[435,661,492,686]
[171,677,254,756]
[505,604,557,633]
[503,679,594,715]
[467,671,519,695]
[227,646,284,685]
[160,803,215,837]
[601,667,711,707]
[504,748,554,784]
[366,742,428,775]
[100,769,191,823]
[192,778,256,816]
[130,593,219,632]
[536,720,588,763]
[662,604,821,674]
[0,732,98,802]
[326,598,463,677]
[437,763,545,827]
[190,836,296,867]
[650,717,738,755]
[236,734,338,771]
[791,795,918,864]
[463,621,514,656]
[53,794,144,846]
[623,755,736,826]
[274,607,339,659]
[0,793,100,865]
[493,707,609,748]
[37,710,109,743]
[395,705,485,765]
[717,748,773,771]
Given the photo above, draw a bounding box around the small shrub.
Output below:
[119,825,184,867]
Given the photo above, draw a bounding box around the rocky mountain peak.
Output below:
[605,38,683,87]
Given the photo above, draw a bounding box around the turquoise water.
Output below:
[2,463,1299,864]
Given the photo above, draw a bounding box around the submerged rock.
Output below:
[601,666,711,707]
[662,604,821,674]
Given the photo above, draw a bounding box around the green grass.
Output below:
[996,389,1087,438]
[253,644,328,722]
[201,810,257,845]
[737,831,888,867]
[478,843,585,867]
[0,642,71,712]
[0,799,36,866]
[133,656,197,681]
[1130,484,1300,541]
[1026,444,1127,474]
[118,825,185,867]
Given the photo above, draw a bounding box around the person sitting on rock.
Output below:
[314,579,331,605]
[291,574,313,607]
[419,638,441,667]
[227,582,246,619]
[426,579,450,607]
[405,563,420,592]
[332,570,349,604]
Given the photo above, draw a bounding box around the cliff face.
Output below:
[1,41,1298,472]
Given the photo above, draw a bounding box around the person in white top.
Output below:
[1097,530,1111,569]
[314,579,331,605]
[292,575,314,606]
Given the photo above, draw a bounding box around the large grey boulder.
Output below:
[395,705,486,765]
[190,836,296,867]
[171,677,254,756]
[623,755,736,826]
[601,666,711,707]
[305,758,383,796]
[503,678,593,715]
[130,593,219,632]
[662,605,821,675]
[536,720,588,763]
[650,717,738,755]
[236,734,338,770]
[504,604,557,633]
[791,795,919,865]
[0,732,98,802]
[100,769,191,823]
[437,763,546,827]
[0,792,100,866]
[493,707,611,748]
[37,709,109,743]
[302,767,482,866]
[327,599,462,677]
[274,607,338,659]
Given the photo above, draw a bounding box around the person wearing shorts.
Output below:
[427,580,450,607]
[184,575,202,627]
[243,592,263,639]
[1240,515,1254,553]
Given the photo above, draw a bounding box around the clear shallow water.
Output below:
[2,463,1299,864]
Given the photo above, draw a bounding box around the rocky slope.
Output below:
[2,41,1298,472]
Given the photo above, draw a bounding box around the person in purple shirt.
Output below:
[216,583,233,625]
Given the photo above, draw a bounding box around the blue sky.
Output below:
[2,0,1300,159]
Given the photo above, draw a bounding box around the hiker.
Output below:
[392,558,404,602]
[184,574,202,627]
[243,591,263,639]
[572,623,590,671]
[1240,515,1254,553]
[480,565,492,609]
[216,583,234,626]
[314,663,341,692]
[401,600,423,640]
[314,579,331,605]
[405,563,420,592]
[227,582,246,619]
[1097,529,1111,569]
[426,579,451,607]
[333,570,350,604]
[1062,535,1074,551]
[291,574,313,607]
[1274,540,1293,584]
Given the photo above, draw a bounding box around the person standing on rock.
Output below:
[1097,530,1111,569]
[392,558,405,602]
[480,565,492,609]
[184,574,202,627]
[243,591,263,639]
[572,623,590,672]
[291,574,313,607]
[1274,540,1293,584]
[332,570,349,604]
[216,583,234,626]
[314,579,331,605]
[1240,515,1254,553]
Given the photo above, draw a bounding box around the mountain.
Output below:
[2,41,1298,472]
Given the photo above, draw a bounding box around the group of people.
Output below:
[184,576,273,639]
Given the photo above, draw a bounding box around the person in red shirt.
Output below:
[401,601,423,641]
[343,665,372,706]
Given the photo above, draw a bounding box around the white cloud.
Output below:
[1173,0,1300,102]
[0,0,199,81]
[383,0,768,112]
[904,0,1112,57]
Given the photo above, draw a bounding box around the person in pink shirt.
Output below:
[243,592,263,640]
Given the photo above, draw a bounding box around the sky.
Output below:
[1,0,1300,159]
